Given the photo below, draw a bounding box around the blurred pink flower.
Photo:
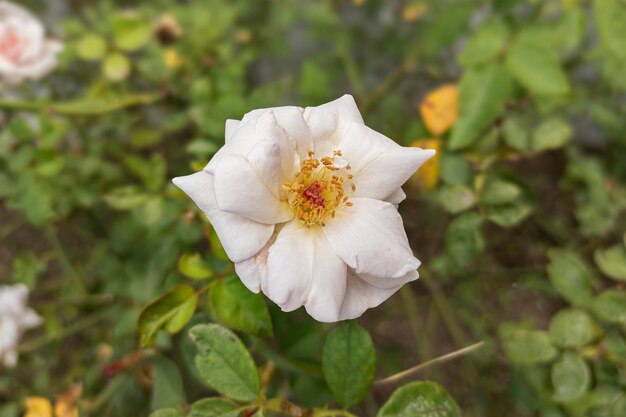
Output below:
[0,284,41,367]
[0,1,62,84]
[174,95,435,322]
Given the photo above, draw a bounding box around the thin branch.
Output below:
[420,269,468,346]
[45,225,87,296]
[373,341,485,387]
[19,307,114,353]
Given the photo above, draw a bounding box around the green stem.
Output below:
[45,225,87,296]
[400,285,425,355]
[19,307,114,353]
[338,39,365,100]
[373,341,485,387]
[252,337,323,378]
[420,268,467,346]
[32,293,115,308]
[84,374,127,415]
[0,99,46,111]
[0,218,25,241]
[264,399,359,417]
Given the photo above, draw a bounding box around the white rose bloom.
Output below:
[174,95,435,322]
[0,1,63,84]
[0,284,42,367]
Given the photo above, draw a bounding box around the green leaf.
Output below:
[594,245,626,282]
[112,12,152,52]
[611,396,626,417]
[547,250,595,306]
[548,309,595,348]
[12,252,46,289]
[449,64,511,150]
[445,212,484,268]
[52,93,162,116]
[141,197,164,227]
[439,153,471,185]
[103,186,148,210]
[138,285,198,347]
[322,322,376,409]
[188,398,239,417]
[189,324,260,402]
[124,153,166,191]
[485,202,533,228]
[481,179,522,205]
[505,41,570,96]
[103,53,131,82]
[531,118,572,152]
[77,34,107,61]
[458,19,510,68]
[502,116,530,151]
[178,253,213,280]
[151,356,186,411]
[210,276,273,338]
[421,5,473,57]
[500,326,557,365]
[516,8,586,56]
[11,175,56,226]
[551,352,591,403]
[377,381,461,417]
[298,62,330,102]
[590,290,626,323]
[149,409,184,417]
[434,184,476,214]
[594,0,626,63]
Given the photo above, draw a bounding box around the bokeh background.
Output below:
[1,0,626,416]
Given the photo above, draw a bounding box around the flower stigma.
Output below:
[284,150,355,227]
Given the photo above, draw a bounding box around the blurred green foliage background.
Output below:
[1,0,626,416]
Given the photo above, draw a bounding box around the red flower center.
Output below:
[302,181,325,208]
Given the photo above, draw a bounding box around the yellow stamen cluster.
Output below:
[284,150,355,227]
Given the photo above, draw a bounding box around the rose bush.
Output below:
[0,1,625,416]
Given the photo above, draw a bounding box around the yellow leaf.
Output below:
[54,384,82,417]
[409,139,441,189]
[419,84,459,136]
[24,397,53,417]
[402,3,428,22]
[353,0,366,5]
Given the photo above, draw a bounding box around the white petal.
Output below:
[234,232,278,293]
[224,119,240,143]
[0,1,36,22]
[0,284,28,315]
[359,270,419,289]
[341,123,435,201]
[206,110,297,181]
[270,106,313,164]
[2,349,18,368]
[303,95,364,155]
[386,188,407,206]
[238,107,312,175]
[241,106,313,159]
[213,154,292,224]
[205,110,278,172]
[323,198,420,279]
[266,221,347,322]
[338,270,417,320]
[172,171,274,262]
[20,308,42,329]
[247,140,282,197]
[234,258,263,293]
